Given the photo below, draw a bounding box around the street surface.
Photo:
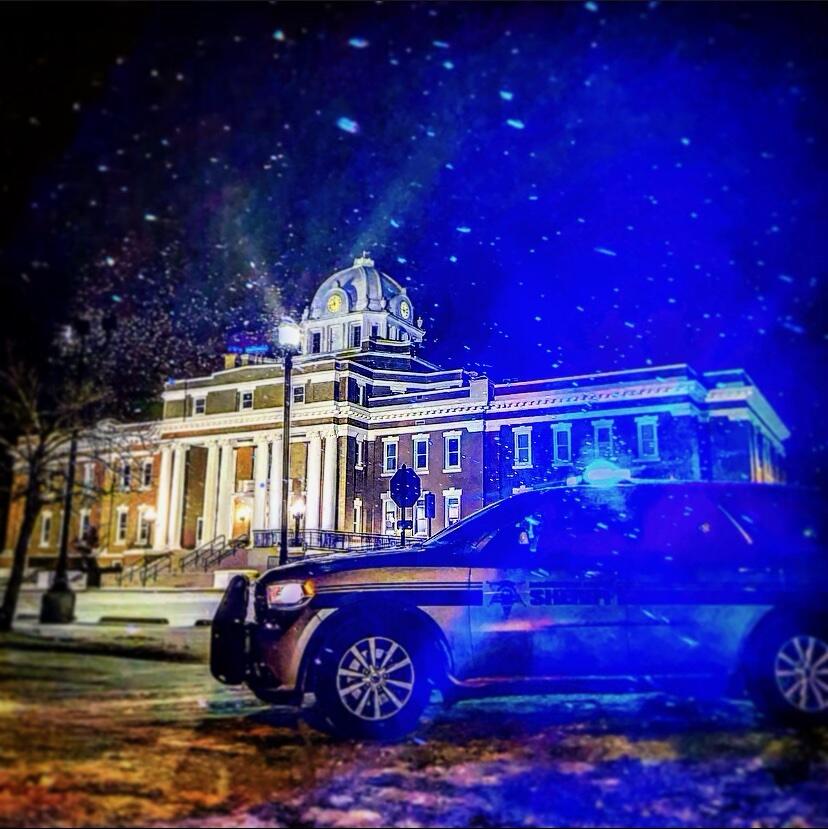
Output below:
[1,647,827,828]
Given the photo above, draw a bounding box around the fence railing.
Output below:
[252,528,399,552]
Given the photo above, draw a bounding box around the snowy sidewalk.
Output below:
[1,621,209,662]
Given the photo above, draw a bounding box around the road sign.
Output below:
[390,464,421,509]
[396,519,413,530]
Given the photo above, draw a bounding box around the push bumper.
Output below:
[210,574,250,685]
[210,574,302,704]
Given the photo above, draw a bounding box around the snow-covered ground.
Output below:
[1,648,826,828]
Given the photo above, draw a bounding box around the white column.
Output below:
[321,430,338,531]
[201,441,220,542]
[305,432,322,531]
[215,441,236,540]
[167,444,187,549]
[252,437,269,531]
[268,434,283,530]
[153,445,173,549]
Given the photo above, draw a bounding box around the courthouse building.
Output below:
[4,255,790,563]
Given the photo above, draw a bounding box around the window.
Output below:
[382,497,398,535]
[39,512,52,547]
[414,494,430,536]
[79,509,91,542]
[121,462,131,491]
[116,508,129,545]
[293,386,305,404]
[513,426,532,468]
[552,423,572,464]
[194,396,206,415]
[355,438,365,469]
[351,324,362,347]
[383,439,398,474]
[371,324,379,339]
[83,462,94,488]
[592,420,614,459]
[311,331,322,353]
[443,488,462,526]
[413,436,429,472]
[357,384,367,406]
[636,416,659,460]
[141,459,153,489]
[239,390,254,410]
[443,432,462,472]
[195,516,204,546]
[353,498,363,533]
[138,510,151,545]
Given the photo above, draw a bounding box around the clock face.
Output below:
[399,300,411,320]
[326,294,342,314]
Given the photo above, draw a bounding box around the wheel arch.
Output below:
[298,600,453,695]
[737,602,828,680]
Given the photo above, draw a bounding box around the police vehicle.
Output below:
[211,480,827,739]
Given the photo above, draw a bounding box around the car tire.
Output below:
[312,618,434,741]
[745,615,828,727]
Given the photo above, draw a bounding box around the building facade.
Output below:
[3,256,790,562]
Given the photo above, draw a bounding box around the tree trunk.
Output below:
[0,487,40,632]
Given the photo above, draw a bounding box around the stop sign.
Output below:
[390,464,421,508]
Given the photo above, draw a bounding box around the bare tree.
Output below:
[0,336,155,630]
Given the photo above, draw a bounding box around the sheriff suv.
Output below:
[211,481,828,740]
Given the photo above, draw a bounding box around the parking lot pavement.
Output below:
[1,648,827,828]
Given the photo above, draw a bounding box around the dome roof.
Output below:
[309,255,406,316]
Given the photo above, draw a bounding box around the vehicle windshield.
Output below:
[422,491,540,549]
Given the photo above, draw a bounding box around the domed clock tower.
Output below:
[301,254,424,356]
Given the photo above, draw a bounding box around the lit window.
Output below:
[383,497,397,535]
[194,397,206,415]
[39,512,52,547]
[414,495,430,536]
[142,459,153,488]
[240,390,254,410]
[443,433,461,472]
[116,508,129,544]
[444,492,462,526]
[513,427,532,468]
[293,386,305,404]
[636,416,659,460]
[383,439,398,474]
[592,420,614,459]
[413,436,429,471]
[552,424,572,464]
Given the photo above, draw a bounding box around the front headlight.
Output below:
[266,579,316,608]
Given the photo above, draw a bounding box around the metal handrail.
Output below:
[198,534,248,571]
[178,534,226,573]
[117,552,172,587]
[253,528,398,552]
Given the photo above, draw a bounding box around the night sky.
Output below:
[1,2,826,482]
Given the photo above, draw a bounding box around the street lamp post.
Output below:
[276,318,301,565]
[40,315,116,624]
[290,495,306,547]
[40,321,89,624]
